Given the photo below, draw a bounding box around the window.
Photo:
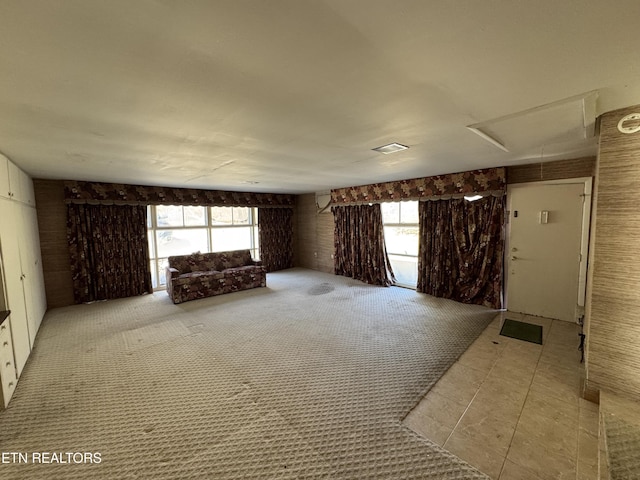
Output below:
[381,201,419,288]
[148,206,259,289]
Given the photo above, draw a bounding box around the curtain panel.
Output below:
[332,204,395,286]
[67,204,153,304]
[417,195,504,308]
[258,208,294,272]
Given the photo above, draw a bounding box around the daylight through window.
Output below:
[147,205,259,288]
[381,201,419,288]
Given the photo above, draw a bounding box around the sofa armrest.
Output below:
[167,267,180,278]
[251,260,262,267]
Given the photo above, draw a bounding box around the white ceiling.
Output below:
[1,1,639,194]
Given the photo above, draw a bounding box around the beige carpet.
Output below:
[0,268,496,479]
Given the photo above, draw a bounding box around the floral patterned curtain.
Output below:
[64,180,294,208]
[67,204,153,303]
[258,207,294,272]
[331,167,505,205]
[332,204,395,286]
[417,195,504,308]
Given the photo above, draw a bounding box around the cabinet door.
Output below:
[7,161,22,202]
[0,200,31,376]
[19,170,35,206]
[18,205,46,345]
[0,155,9,200]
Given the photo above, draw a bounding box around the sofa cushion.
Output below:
[168,254,192,273]
[174,270,225,286]
[223,265,261,275]
[194,253,219,272]
[217,250,253,270]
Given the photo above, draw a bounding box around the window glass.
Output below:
[156,228,208,258]
[381,202,400,224]
[384,226,419,256]
[150,261,158,289]
[233,207,250,225]
[157,258,168,287]
[381,201,419,288]
[211,227,252,252]
[400,201,419,224]
[388,254,419,286]
[148,232,155,259]
[211,207,233,225]
[156,205,184,227]
[184,206,207,226]
[253,225,260,259]
[148,206,259,288]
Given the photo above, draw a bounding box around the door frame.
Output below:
[505,177,593,321]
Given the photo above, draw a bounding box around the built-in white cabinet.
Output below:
[0,154,9,200]
[0,153,36,205]
[19,170,35,206]
[0,155,46,408]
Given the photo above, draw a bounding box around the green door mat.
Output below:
[499,318,543,345]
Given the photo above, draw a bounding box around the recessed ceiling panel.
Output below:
[468,91,599,155]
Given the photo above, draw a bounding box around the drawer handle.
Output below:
[1,325,6,330]
[3,341,8,347]
[5,362,10,367]
[8,382,13,387]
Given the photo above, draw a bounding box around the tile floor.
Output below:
[404,312,599,480]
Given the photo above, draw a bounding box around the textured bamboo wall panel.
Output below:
[507,157,596,184]
[291,204,299,267]
[296,194,316,269]
[33,179,74,308]
[316,208,334,274]
[586,105,640,399]
[294,194,334,274]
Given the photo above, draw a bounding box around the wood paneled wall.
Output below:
[294,194,334,273]
[33,179,74,308]
[506,157,596,184]
[586,105,640,399]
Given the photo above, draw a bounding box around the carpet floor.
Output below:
[0,268,496,479]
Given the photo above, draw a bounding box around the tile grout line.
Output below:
[441,357,496,448]
[442,312,511,478]
[494,317,548,480]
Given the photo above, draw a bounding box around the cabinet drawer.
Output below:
[0,322,17,408]
[0,322,16,369]
[0,337,15,373]
[0,321,12,349]
[1,352,16,378]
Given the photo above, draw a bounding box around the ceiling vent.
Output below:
[467,91,599,156]
[372,142,409,154]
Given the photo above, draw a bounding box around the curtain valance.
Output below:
[330,167,505,206]
[64,180,295,208]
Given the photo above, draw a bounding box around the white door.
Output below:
[506,183,586,322]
